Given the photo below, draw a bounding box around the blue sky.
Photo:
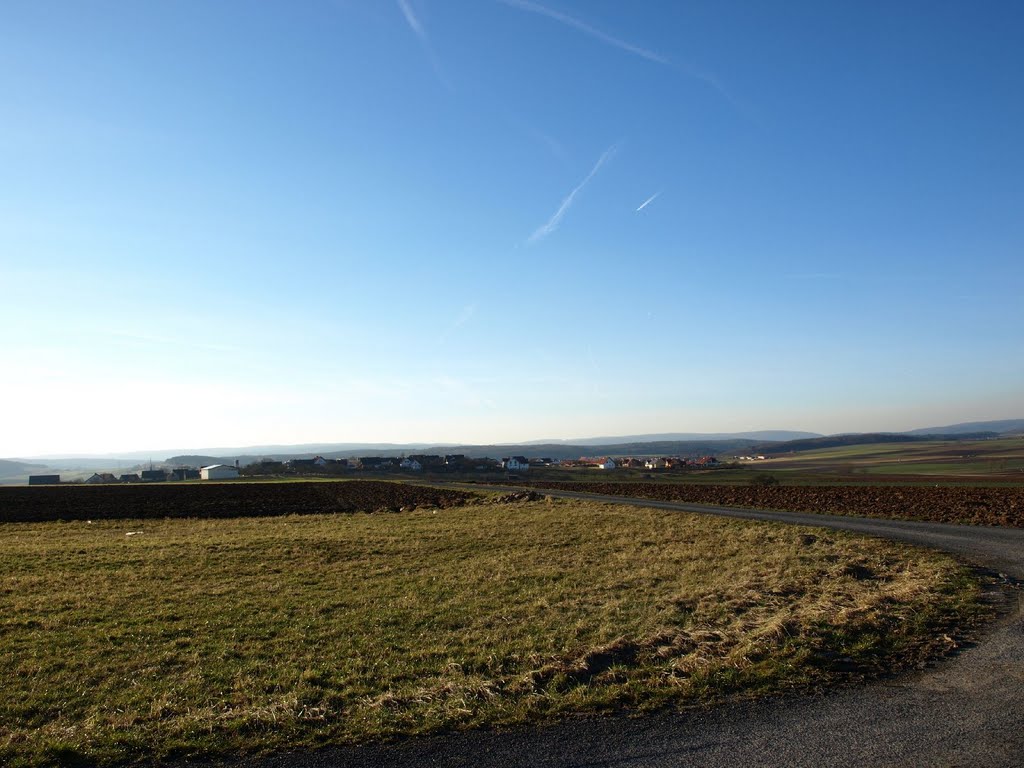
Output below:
[2,0,1022,456]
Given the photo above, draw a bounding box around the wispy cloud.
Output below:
[529,144,617,243]
[687,67,758,122]
[520,120,566,160]
[437,302,478,344]
[497,0,667,64]
[397,0,453,91]
[497,1,754,119]
[635,192,660,212]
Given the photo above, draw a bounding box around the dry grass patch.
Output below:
[0,499,986,766]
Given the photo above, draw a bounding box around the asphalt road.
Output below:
[248,489,1024,768]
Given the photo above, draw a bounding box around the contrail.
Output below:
[497,0,668,65]
[397,0,425,37]
[437,303,479,345]
[635,192,660,212]
[497,0,751,118]
[397,0,453,91]
[529,144,617,243]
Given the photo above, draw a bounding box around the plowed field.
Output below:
[0,481,478,523]
[521,482,1024,527]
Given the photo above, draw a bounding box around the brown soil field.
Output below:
[521,482,1024,528]
[0,481,478,523]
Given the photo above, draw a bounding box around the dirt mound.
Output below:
[0,481,479,523]
[492,491,546,504]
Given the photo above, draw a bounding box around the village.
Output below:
[28,454,725,485]
[240,453,723,477]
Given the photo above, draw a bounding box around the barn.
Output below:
[200,464,240,480]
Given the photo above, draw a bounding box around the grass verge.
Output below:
[0,498,988,766]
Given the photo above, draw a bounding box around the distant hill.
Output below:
[68,435,814,460]
[905,419,1024,436]
[176,442,442,456]
[754,434,925,454]
[0,459,50,485]
[7,457,145,472]
[547,439,765,458]
[408,440,767,461]
[0,459,45,473]
[165,455,222,467]
[755,431,1003,455]
[16,443,442,462]
[192,439,769,464]
[559,431,822,446]
[17,422,1022,468]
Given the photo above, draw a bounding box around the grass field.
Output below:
[0,498,987,767]
[748,437,1024,483]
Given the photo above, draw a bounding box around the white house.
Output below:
[644,458,666,470]
[400,458,422,471]
[597,458,617,470]
[200,464,239,480]
[503,456,530,472]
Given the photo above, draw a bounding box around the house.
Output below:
[200,464,239,480]
[644,458,667,470]
[400,458,422,471]
[315,458,349,473]
[119,473,141,483]
[410,454,444,468]
[502,456,529,472]
[358,457,396,471]
[169,468,200,481]
[289,456,328,470]
[28,474,60,485]
[85,472,118,484]
[597,458,617,470]
[440,454,476,472]
[140,469,168,482]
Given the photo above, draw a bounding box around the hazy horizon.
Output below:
[7,419,1024,462]
[3,2,1022,458]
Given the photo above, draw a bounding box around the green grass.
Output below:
[0,499,987,766]
[864,460,1024,475]
[743,436,1024,484]
[765,436,1024,463]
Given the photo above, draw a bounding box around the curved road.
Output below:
[255,489,1024,768]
